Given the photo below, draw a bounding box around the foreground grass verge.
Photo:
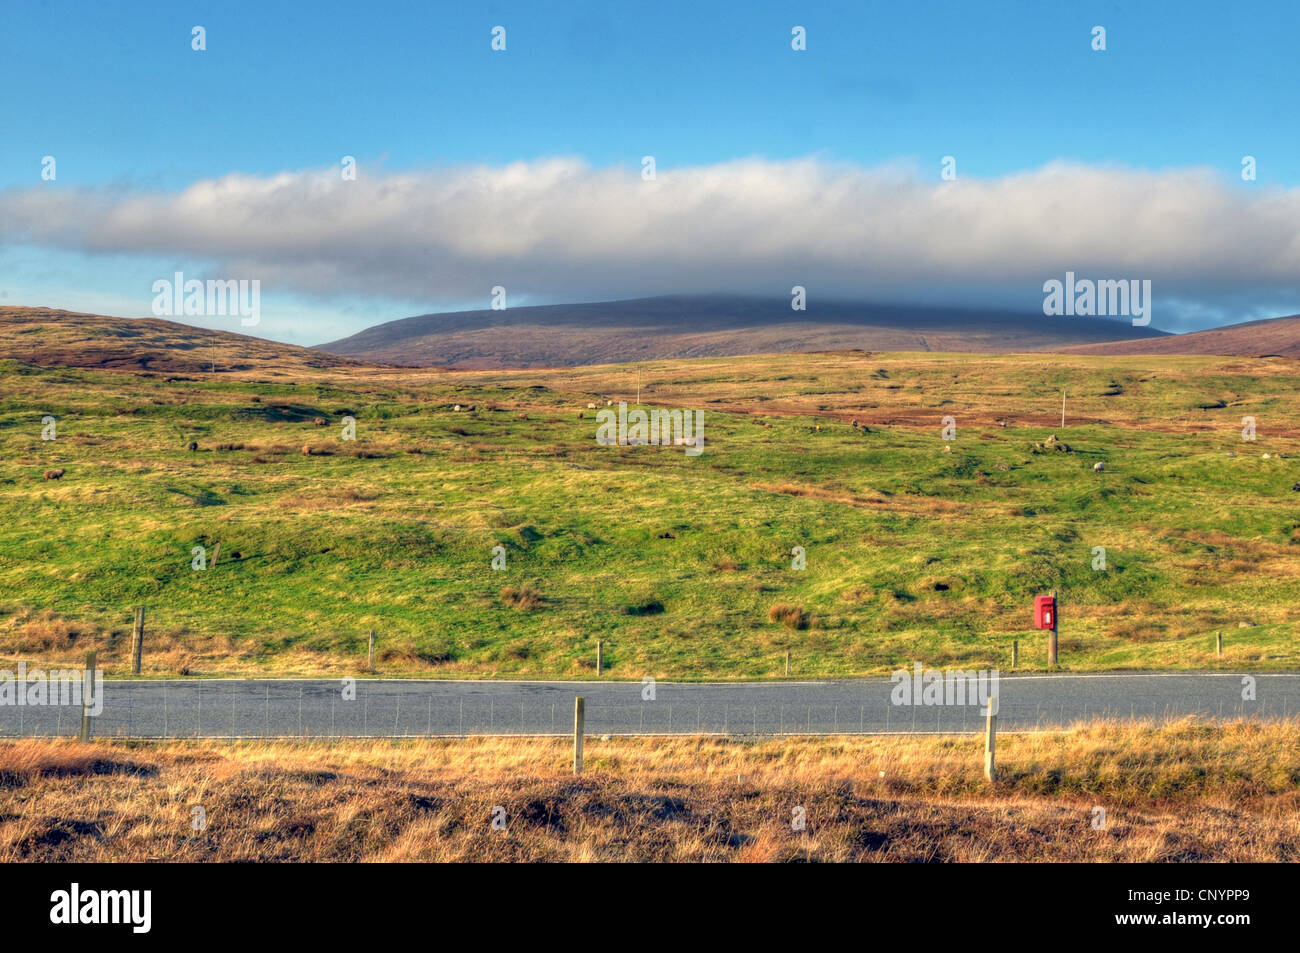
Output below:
[2,718,1296,861]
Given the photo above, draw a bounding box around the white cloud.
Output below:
[2,157,1297,325]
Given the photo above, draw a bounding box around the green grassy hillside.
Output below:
[1,350,1297,678]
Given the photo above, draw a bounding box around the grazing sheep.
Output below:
[1292,483,1300,492]
[187,441,198,451]
[1093,461,1106,472]
[313,417,326,426]
[941,444,952,453]
[586,402,598,410]
[517,413,528,420]
[851,419,858,428]
[301,445,312,456]
[44,468,65,480]
[453,404,462,412]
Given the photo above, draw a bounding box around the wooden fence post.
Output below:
[1048,589,1059,668]
[1011,639,1018,670]
[785,651,790,676]
[130,605,145,675]
[79,649,96,742]
[596,640,603,676]
[1216,631,1223,658]
[573,696,584,775]
[984,694,998,782]
[368,629,376,671]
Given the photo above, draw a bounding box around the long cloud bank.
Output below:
[1,158,1297,320]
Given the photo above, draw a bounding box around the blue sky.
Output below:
[2,0,1297,343]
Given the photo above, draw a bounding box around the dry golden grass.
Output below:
[1,719,1296,861]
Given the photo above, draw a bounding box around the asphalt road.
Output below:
[1,672,1296,739]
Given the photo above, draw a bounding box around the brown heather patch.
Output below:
[0,720,1296,861]
[751,481,976,519]
[908,594,985,622]
[340,486,381,502]
[768,603,810,630]
[277,486,382,509]
[839,585,875,605]
[501,584,545,611]
[0,608,99,654]
[751,482,891,508]
[0,740,154,789]
[748,478,972,517]
[1108,619,1169,643]
[0,626,376,680]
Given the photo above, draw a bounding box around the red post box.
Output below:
[1034,594,1056,630]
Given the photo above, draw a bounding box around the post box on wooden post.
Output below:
[1034,593,1058,667]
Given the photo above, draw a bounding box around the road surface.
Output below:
[1,672,1295,738]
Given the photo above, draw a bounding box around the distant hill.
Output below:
[1064,313,1300,358]
[316,294,1172,368]
[0,307,363,373]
